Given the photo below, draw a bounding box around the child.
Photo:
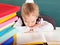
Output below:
[13,0,54,44]
[14,0,54,32]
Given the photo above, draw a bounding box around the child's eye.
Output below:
[25,20,28,23]
[32,21,35,22]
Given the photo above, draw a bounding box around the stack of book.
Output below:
[0,3,20,45]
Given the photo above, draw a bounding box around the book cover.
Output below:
[1,37,14,45]
[0,23,14,36]
[0,3,20,18]
[0,13,16,24]
[0,28,17,43]
[0,22,15,32]
[0,16,18,28]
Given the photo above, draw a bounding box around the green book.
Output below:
[0,28,17,44]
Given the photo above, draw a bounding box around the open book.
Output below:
[16,27,47,44]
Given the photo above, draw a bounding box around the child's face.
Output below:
[23,15,37,27]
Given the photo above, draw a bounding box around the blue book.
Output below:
[0,28,17,43]
[2,37,14,45]
[0,26,13,36]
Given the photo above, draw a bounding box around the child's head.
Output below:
[21,3,39,27]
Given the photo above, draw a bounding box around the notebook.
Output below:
[0,24,14,36]
[0,13,16,23]
[0,28,17,43]
[0,16,18,28]
[17,32,46,44]
[1,37,14,45]
[13,34,16,45]
[0,22,15,32]
[0,3,20,18]
[12,34,47,45]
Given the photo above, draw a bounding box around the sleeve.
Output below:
[40,21,54,31]
[13,18,22,28]
[34,18,54,32]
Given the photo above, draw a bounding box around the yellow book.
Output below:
[21,42,47,45]
[25,42,48,45]
[13,35,44,45]
[0,13,16,24]
[13,34,16,45]
[13,34,48,45]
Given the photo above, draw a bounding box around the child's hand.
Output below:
[29,22,47,29]
[29,24,40,29]
[24,29,34,33]
[24,22,47,33]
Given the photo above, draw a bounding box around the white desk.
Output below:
[16,27,60,45]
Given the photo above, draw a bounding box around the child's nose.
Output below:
[28,23,32,26]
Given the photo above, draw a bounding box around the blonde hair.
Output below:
[21,3,39,18]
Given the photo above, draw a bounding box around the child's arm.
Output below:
[39,18,54,31]
[13,18,30,33]
[31,18,54,32]
[35,20,54,32]
[13,18,22,28]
